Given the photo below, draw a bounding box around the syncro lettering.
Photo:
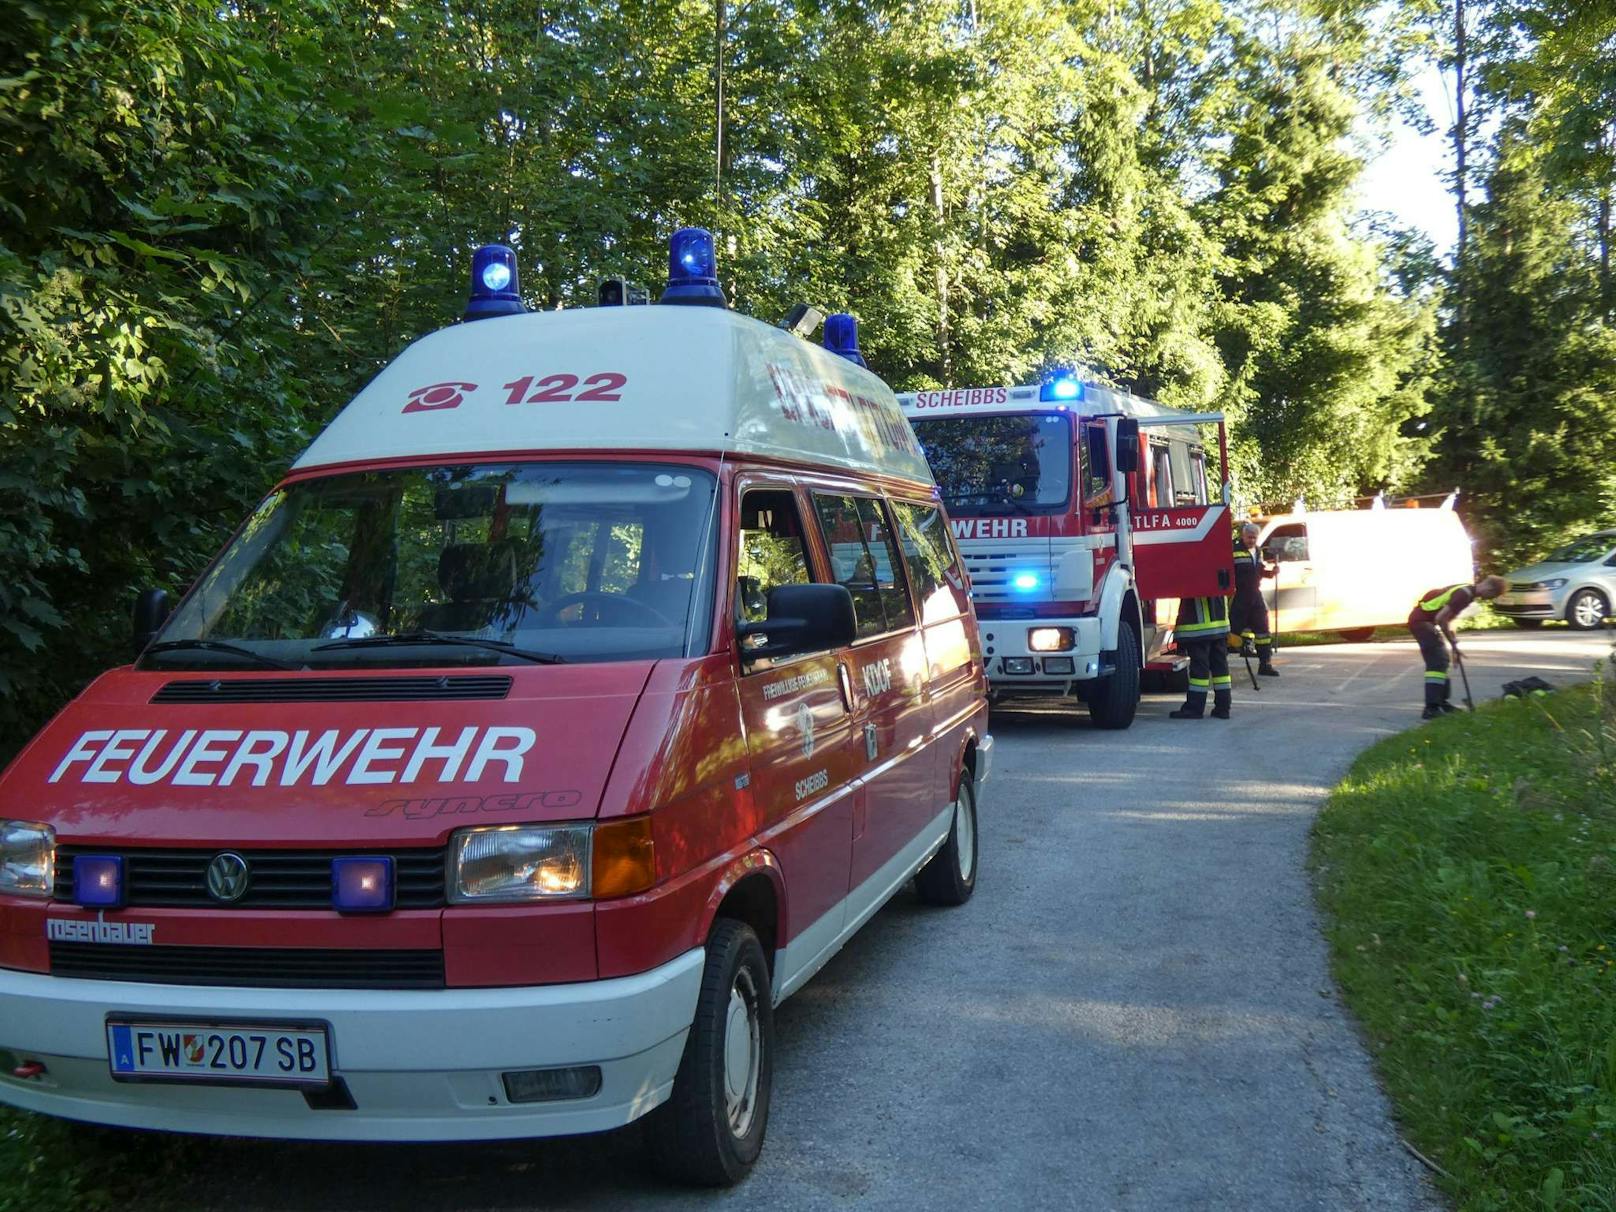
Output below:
[48,725,538,788]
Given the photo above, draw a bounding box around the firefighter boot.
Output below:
[1211,686,1232,719]
[1170,704,1204,719]
[1421,704,1443,720]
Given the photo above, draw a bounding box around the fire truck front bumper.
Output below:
[977,617,1105,694]
[0,949,702,1142]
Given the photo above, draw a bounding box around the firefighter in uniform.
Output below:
[1230,522,1279,677]
[1408,575,1506,718]
[1171,594,1233,719]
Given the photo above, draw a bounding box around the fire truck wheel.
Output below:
[1086,623,1140,730]
[916,770,978,906]
[646,919,774,1187]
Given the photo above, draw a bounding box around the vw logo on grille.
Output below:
[205,852,251,903]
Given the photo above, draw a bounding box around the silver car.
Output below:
[1495,530,1616,630]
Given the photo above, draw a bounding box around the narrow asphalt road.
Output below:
[139,629,1612,1211]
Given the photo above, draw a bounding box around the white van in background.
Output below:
[1257,506,1474,640]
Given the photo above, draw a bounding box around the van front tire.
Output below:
[916,770,978,906]
[647,920,773,1187]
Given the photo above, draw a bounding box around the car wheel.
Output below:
[1511,617,1545,629]
[647,919,773,1186]
[917,769,978,906]
[1086,623,1140,729]
[1566,589,1611,631]
[1339,627,1377,643]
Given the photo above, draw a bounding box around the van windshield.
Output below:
[909,413,1072,515]
[147,462,717,670]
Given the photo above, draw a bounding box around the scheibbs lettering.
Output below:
[47,726,537,788]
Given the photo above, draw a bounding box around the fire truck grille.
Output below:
[49,942,446,990]
[151,675,513,703]
[53,847,447,910]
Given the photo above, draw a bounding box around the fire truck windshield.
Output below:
[146,462,717,670]
[910,412,1072,516]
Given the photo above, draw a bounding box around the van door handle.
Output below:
[836,663,855,714]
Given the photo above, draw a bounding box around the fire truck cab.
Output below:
[900,375,1233,728]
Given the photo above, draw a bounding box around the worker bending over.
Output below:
[1171,594,1233,720]
[1408,575,1506,719]
[1231,522,1279,677]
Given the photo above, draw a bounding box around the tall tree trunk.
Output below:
[714,0,726,220]
[930,155,951,385]
[1453,0,1468,265]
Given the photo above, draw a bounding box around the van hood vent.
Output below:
[151,675,513,704]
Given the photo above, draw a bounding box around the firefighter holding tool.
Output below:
[1231,522,1279,677]
[1171,594,1233,720]
[1408,575,1507,719]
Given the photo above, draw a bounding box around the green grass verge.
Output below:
[0,1106,207,1211]
[1313,667,1616,1211]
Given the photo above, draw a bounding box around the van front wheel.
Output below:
[916,770,978,906]
[647,920,774,1186]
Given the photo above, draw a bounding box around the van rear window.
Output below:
[149,462,717,670]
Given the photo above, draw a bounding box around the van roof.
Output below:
[294,306,934,485]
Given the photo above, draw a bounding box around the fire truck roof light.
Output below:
[1040,372,1083,402]
[824,313,868,367]
[660,227,727,307]
[464,244,524,322]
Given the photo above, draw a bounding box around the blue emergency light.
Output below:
[464,244,525,322]
[332,856,395,913]
[1039,370,1083,402]
[824,313,868,368]
[660,227,727,307]
[73,854,125,909]
[1011,572,1041,593]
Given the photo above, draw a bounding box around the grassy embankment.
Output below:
[0,1106,193,1211]
[1313,653,1616,1210]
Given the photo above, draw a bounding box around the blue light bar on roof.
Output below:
[660,227,727,307]
[1039,371,1083,402]
[823,313,867,368]
[464,244,525,322]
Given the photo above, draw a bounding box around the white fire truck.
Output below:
[899,374,1234,729]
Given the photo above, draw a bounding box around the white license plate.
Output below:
[107,1021,330,1086]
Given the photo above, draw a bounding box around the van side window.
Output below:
[891,500,969,622]
[737,490,812,624]
[811,494,916,640]
[1266,523,1309,562]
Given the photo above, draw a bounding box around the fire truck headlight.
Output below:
[1028,627,1075,652]
[451,824,592,902]
[0,820,55,900]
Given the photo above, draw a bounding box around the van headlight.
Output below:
[450,824,593,902]
[0,820,56,899]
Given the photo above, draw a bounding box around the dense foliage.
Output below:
[1,0,1612,751]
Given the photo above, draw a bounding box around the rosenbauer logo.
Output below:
[47,726,537,788]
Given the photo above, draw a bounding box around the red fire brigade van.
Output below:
[0,230,991,1186]
[898,379,1233,728]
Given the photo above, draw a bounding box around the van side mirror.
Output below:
[736,583,855,662]
[133,588,171,657]
[1114,418,1140,474]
